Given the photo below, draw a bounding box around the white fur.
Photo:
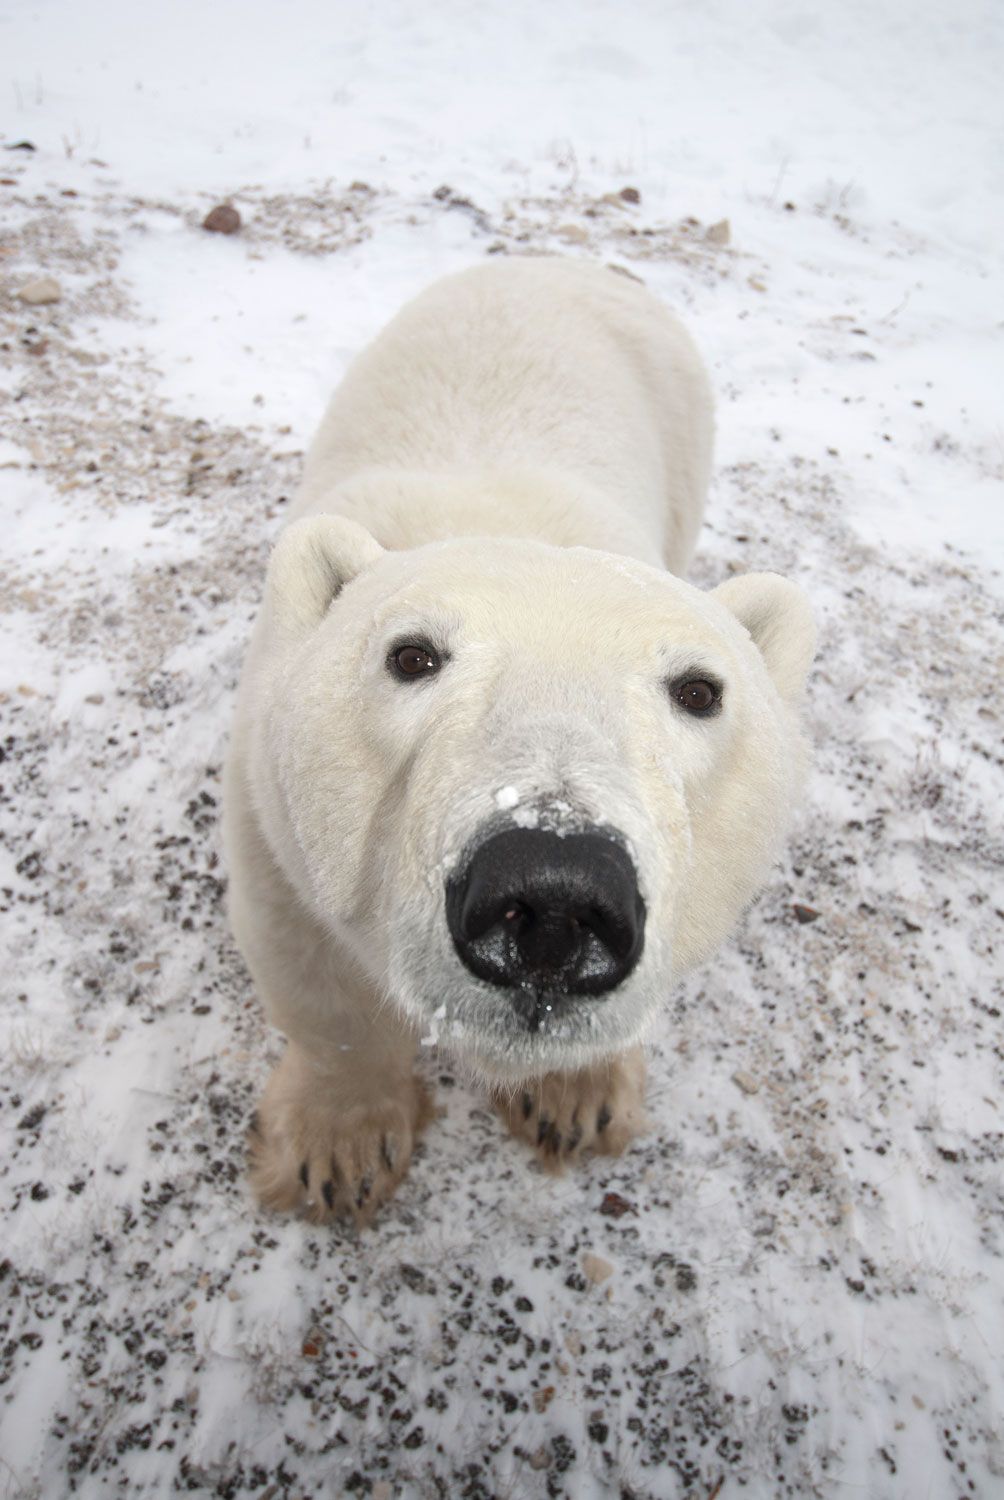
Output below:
[223,259,815,1219]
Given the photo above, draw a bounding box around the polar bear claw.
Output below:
[495,1046,648,1170]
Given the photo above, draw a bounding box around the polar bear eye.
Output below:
[389,642,442,680]
[671,676,722,717]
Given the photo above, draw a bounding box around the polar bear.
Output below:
[223,258,815,1225]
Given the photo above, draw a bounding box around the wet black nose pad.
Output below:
[445,827,645,996]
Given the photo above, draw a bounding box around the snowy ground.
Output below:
[1,2,1003,1496]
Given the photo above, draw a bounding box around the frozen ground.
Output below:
[1,1,1003,1496]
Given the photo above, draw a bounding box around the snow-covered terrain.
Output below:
[1,1,1002,1495]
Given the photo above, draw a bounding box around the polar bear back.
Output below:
[294,259,713,574]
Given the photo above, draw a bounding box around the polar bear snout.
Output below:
[445,827,646,1005]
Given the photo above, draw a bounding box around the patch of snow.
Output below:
[420,1001,448,1048]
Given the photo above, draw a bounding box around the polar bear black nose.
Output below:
[446,828,645,996]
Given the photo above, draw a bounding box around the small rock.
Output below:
[18,277,61,306]
[599,1191,635,1218]
[528,1446,551,1470]
[202,203,241,235]
[792,903,820,924]
[564,1329,583,1356]
[675,1262,697,1292]
[581,1252,614,1285]
[557,223,588,244]
[606,262,644,284]
[619,185,641,204]
[732,1070,760,1095]
[399,1262,436,1294]
[5,140,36,152]
[443,192,477,213]
[533,1385,555,1412]
[705,218,731,246]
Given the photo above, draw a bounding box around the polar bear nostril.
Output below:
[445,827,645,999]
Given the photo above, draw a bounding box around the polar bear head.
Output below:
[248,515,815,1081]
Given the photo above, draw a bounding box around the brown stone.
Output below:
[202,203,241,235]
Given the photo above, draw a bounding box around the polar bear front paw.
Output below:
[495,1046,648,1172]
[249,1050,434,1227]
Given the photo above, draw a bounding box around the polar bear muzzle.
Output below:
[445,828,646,1018]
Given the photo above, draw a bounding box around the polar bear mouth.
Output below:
[445,825,646,1028]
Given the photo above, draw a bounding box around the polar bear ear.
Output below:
[711,572,816,701]
[265,515,384,633]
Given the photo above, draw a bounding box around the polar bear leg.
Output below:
[493,1046,649,1171]
[225,764,432,1225]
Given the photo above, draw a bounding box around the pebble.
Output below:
[607,262,645,284]
[18,277,61,306]
[582,1252,614,1285]
[202,204,241,235]
[705,218,731,246]
[557,223,588,244]
[620,185,641,204]
[599,1191,635,1218]
[732,1070,760,1095]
